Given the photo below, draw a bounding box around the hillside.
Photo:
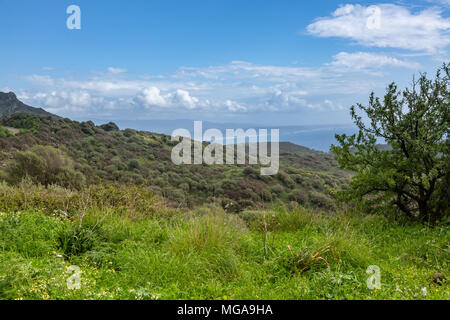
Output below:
[0,111,350,211]
[0,92,58,119]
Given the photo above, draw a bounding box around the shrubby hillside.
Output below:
[0,112,350,211]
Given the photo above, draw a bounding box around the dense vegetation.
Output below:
[0,113,349,212]
[0,182,448,300]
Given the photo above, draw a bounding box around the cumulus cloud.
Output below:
[135,87,205,110]
[137,87,168,107]
[307,4,450,54]
[169,89,199,109]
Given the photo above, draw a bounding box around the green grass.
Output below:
[0,185,448,300]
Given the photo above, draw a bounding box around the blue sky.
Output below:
[0,0,449,125]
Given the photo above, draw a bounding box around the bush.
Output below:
[308,190,333,209]
[289,189,308,204]
[6,151,46,184]
[100,122,119,132]
[5,146,86,189]
[128,159,141,170]
[0,126,13,138]
[277,172,295,188]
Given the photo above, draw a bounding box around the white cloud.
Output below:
[169,89,199,109]
[137,87,168,107]
[178,60,321,83]
[63,79,144,95]
[107,67,127,74]
[136,87,208,110]
[18,47,431,119]
[224,100,247,112]
[307,4,450,54]
[28,90,94,113]
[330,52,421,70]
[263,89,316,111]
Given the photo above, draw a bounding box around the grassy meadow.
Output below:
[0,182,448,300]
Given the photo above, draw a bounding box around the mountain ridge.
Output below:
[0,91,59,119]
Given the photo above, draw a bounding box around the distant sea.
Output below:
[81,119,359,153]
[278,126,359,152]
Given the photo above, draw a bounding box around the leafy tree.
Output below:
[332,64,449,223]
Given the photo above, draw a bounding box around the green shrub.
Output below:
[6,151,46,184]
[128,159,141,170]
[0,126,13,138]
[277,172,295,188]
[288,189,308,204]
[5,146,86,189]
[308,190,333,209]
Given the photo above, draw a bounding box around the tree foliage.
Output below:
[332,64,449,223]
